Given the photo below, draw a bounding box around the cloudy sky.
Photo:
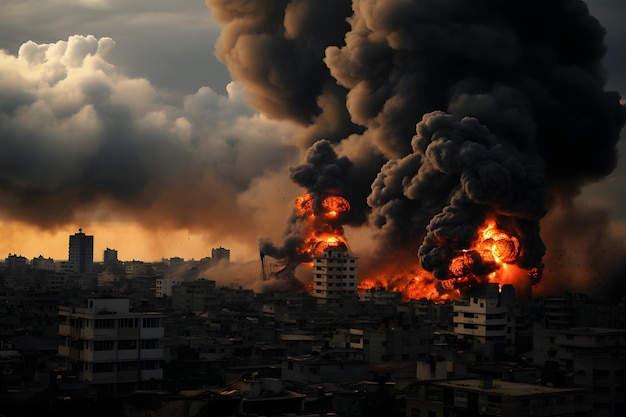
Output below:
[0,0,305,262]
[0,0,625,298]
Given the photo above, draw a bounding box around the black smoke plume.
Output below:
[209,0,625,296]
[259,139,353,261]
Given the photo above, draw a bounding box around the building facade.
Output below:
[311,246,358,305]
[103,248,119,265]
[408,378,591,417]
[212,247,231,263]
[452,283,515,361]
[68,228,94,274]
[58,298,164,395]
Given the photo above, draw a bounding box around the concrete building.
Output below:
[31,255,55,271]
[281,351,368,384]
[211,247,231,263]
[68,228,94,274]
[103,248,119,265]
[407,378,591,417]
[97,269,120,288]
[361,325,434,364]
[311,246,358,305]
[171,279,218,312]
[358,287,401,305]
[452,283,515,361]
[125,261,148,278]
[155,276,184,298]
[58,297,164,395]
[533,326,626,416]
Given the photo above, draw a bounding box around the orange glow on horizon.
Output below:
[0,220,254,263]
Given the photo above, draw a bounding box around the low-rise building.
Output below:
[57,297,164,395]
[407,378,591,417]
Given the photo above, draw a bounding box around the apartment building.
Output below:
[408,378,591,417]
[58,297,164,395]
[311,246,358,305]
[452,283,515,361]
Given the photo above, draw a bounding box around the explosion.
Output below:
[295,192,350,258]
[216,1,625,299]
[442,219,536,295]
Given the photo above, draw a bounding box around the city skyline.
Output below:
[1,1,625,300]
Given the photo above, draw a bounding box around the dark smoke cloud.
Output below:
[328,0,624,288]
[210,0,625,296]
[413,111,546,280]
[289,140,353,207]
[0,35,299,253]
[207,0,359,145]
[259,139,353,262]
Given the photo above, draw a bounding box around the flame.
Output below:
[478,220,520,264]
[444,218,532,296]
[293,192,350,258]
[358,264,460,302]
[294,197,532,302]
[322,195,350,219]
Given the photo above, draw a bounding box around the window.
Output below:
[140,360,161,370]
[93,363,114,373]
[118,340,137,350]
[119,318,138,328]
[118,361,138,371]
[593,369,610,380]
[142,318,160,328]
[95,319,115,329]
[140,339,160,349]
[94,340,114,351]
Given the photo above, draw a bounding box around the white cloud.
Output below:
[0,35,301,243]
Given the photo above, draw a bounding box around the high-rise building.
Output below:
[58,297,164,395]
[212,247,231,263]
[311,245,358,305]
[103,248,118,266]
[69,228,94,273]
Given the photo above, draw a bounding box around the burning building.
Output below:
[311,244,359,305]
[209,0,626,300]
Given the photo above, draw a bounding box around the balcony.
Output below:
[118,328,140,339]
[59,324,70,336]
[81,350,118,362]
[117,370,140,383]
[117,350,139,361]
[82,328,117,340]
[58,345,70,357]
[80,371,116,383]
[141,369,163,381]
[139,348,164,360]
[140,328,164,339]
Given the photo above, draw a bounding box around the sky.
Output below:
[0,0,625,297]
